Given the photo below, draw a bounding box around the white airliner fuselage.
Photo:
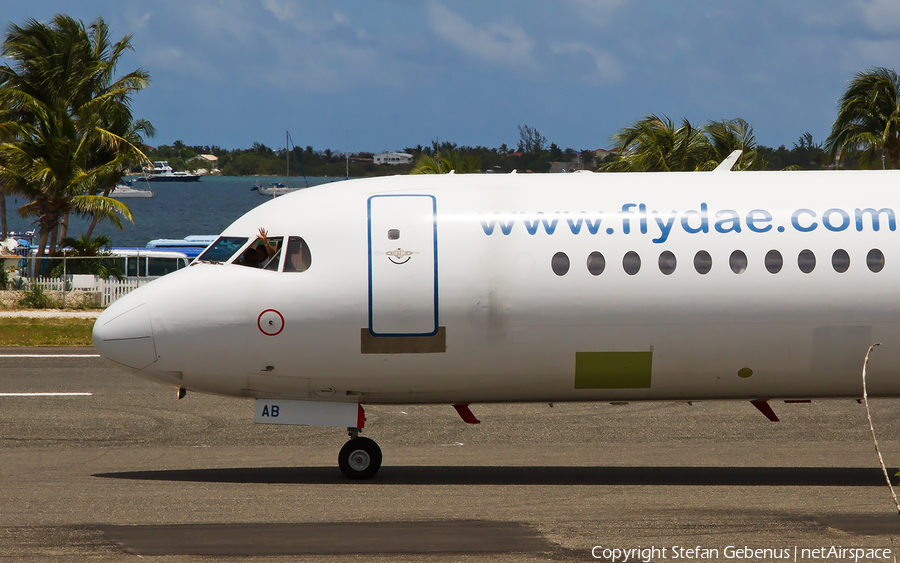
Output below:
[93,170,900,477]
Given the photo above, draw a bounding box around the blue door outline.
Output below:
[367,194,438,337]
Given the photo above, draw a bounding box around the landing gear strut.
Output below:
[338,428,382,479]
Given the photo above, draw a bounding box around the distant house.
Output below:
[188,154,220,175]
[374,152,413,165]
[190,154,219,164]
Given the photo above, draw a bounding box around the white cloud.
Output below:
[259,0,348,35]
[189,2,259,45]
[142,46,219,81]
[561,0,627,27]
[426,2,535,67]
[134,11,153,29]
[263,39,393,94]
[260,0,296,22]
[333,10,349,27]
[855,0,900,34]
[551,42,623,82]
[845,38,900,70]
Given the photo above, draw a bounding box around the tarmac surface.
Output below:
[3,347,900,561]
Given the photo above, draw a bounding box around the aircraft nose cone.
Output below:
[92,302,158,371]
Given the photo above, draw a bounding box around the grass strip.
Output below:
[0,317,95,346]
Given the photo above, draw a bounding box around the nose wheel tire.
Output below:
[338,437,382,479]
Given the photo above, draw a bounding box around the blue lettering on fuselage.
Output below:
[478,204,896,243]
[564,212,603,235]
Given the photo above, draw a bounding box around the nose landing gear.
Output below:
[338,428,382,479]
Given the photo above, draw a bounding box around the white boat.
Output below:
[253,181,301,197]
[110,183,154,198]
[138,161,201,182]
[253,132,308,197]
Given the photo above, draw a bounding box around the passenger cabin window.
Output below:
[798,249,816,273]
[198,237,248,263]
[832,249,850,273]
[765,250,783,274]
[867,249,885,272]
[586,252,605,276]
[729,250,747,274]
[551,252,569,276]
[623,251,641,275]
[658,251,676,275]
[387,229,400,240]
[693,250,712,274]
[283,236,312,272]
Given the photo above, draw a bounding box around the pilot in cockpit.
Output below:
[236,228,276,268]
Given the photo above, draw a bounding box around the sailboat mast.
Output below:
[286,131,289,179]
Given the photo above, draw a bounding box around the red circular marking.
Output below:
[257,309,284,336]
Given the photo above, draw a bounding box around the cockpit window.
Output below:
[263,239,284,271]
[234,236,283,269]
[197,237,248,263]
[283,236,312,272]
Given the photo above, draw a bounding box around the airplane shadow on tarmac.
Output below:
[94,466,891,486]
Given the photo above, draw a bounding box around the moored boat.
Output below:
[251,181,302,197]
[110,182,154,198]
[137,161,201,182]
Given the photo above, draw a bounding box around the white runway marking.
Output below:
[0,392,93,397]
[0,354,100,358]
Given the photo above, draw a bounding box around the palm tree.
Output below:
[0,15,151,257]
[700,118,761,171]
[410,150,481,174]
[0,109,135,258]
[598,114,764,172]
[825,67,900,169]
[598,114,708,172]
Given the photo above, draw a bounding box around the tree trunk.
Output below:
[59,211,69,242]
[0,182,7,240]
[888,141,900,170]
[48,225,58,257]
[32,227,50,277]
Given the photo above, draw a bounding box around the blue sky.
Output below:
[4,1,900,153]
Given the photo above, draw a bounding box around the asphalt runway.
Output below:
[4,348,900,562]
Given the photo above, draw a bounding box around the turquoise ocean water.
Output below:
[2,176,346,248]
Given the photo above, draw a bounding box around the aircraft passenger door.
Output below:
[367,195,438,337]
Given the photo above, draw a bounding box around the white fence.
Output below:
[27,276,158,307]
[3,253,187,308]
[98,277,156,307]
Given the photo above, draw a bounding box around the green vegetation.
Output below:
[411,150,482,174]
[0,317,94,346]
[825,67,900,169]
[17,283,56,309]
[758,133,830,170]
[0,15,152,251]
[149,129,580,177]
[151,118,855,178]
[51,234,123,279]
[598,115,762,172]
